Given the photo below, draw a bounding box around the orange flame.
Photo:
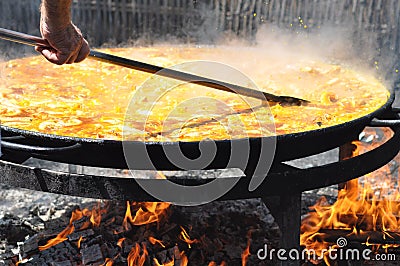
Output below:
[241,231,251,266]
[80,203,107,230]
[153,258,174,266]
[103,258,113,266]
[89,204,104,227]
[121,173,170,231]
[127,243,148,266]
[149,236,166,248]
[39,202,108,251]
[39,208,84,251]
[76,236,83,249]
[179,226,198,248]
[208,262,227,266]
[123,201,171,227]
[180,251,189,266]
[123,201,132,231]
[241,244,250,266]
[153,252,187,266]
[16,259,29,266]
[300,128,400,263]
[117,237,126,248]
[133,202,170,225]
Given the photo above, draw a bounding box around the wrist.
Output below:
[41,0,73,31]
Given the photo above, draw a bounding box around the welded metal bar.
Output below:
[0,125,399,201]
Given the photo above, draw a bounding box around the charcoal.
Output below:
[67,229,95,242]
[21,235,39,255]
[80,244,103,265]
[50,260,73,266]
[154,249,168,264]
[123,244,133,255]
[72,217,90,231]
[0,196,283,265]
[63,242,77,255]
[81,235,103,249]
[23,259,42,265]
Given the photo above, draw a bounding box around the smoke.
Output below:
[216,21,397,86]
[1,0,398,86]
[174,1,399,86]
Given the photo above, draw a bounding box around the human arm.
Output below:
[36,0,90,65]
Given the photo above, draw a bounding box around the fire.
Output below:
[123,201,171,227]
[153,258,174,266]
[122,172,170,228]
[179,226,198,248]
[88,204,104,227]
[127,243,148,266]
[39,203,107,251]
[103,258,113,266]
[149,236,166,248]
[76,236,83,249]
[122,201,133,231]
[117,237,126,248]
[241,245,250,266]
[300,128,400,264]
[133,202,171,225]
[153,251,188,266]
[180,251,189,266]
[38,208,84,251]
[34,168,250,265]
[241,230,252,266]
[208,262,227,266]
[15,258,29,266]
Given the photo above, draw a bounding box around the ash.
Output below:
[0,186,278,265]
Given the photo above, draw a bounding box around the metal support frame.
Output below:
[0,126,399,265]
[262,193,302,266]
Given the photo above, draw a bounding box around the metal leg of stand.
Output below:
[338,142,358,190]
[262,192,302,266]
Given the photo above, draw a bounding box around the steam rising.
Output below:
[0,0,398,85]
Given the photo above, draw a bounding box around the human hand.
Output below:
[36,21,90,65]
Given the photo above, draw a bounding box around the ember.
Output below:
[7,199,269,265]
[179,226,198,249]
[241,231,252,266]
[38,208,84,251]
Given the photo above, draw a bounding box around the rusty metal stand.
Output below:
[262,193,302,266]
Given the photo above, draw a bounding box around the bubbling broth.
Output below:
[0,45,389,141]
